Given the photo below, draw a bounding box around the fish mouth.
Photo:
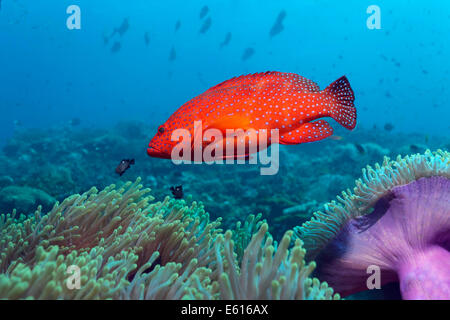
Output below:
[147,145,160,155]
[147,146,171,159]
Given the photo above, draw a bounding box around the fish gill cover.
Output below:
[0,0,449,303]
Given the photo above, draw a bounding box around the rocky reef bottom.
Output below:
[0,121,448,300]
[1,121,447,240]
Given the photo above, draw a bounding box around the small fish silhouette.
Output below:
[199,6,209,19]
[70,118,81,126]
[242,48,255,61]
[384,123,394,131]
[175,20,181,32]
[409,144,420,153]
[169,47,176,61]
[270,10,286,38]
[354,143,365,154]
[170,185,184,199]
[115,159,135,176]
[220,32,232,48]
[111,41,121,53]
[199,17,212,34]
[102,34,109,45]
[111,18,129,37]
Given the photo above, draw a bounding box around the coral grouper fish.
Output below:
[147,72,356,160]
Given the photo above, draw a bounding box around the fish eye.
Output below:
[158,127,165,134]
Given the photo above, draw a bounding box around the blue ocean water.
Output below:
[0,0,449,144]
[0,1,449,301]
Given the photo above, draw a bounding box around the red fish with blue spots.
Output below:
[147,72,356,160]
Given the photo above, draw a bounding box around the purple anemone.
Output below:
[295,150,450,299]
[315,176,449,299]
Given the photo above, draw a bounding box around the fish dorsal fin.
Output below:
[204,72,275,93]
[281,73,320,92]
[205,115,251,132]
[204,71,321,94]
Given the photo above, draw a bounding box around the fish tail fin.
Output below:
[324,76,356,130]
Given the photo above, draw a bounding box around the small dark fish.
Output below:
[144,32,150,46]
[175,20,181,32]
[111,41,121,53]
[354,143,365,155]
[169,47,176,61]
[70,117,81,126]
[170,185,183,199]
[199,17,212,34]
[115,159,135,176]
[270,10,286,38]
[111,18,130,37]
[391,58,401,67]
[242,47,255,61]
[220,32,232,48]
[199,5,209,19]
[384,123,394,132]
[102,34,109,45]
[409,144,420,153]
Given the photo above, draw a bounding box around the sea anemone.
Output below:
[1,178,336,300]
[294,150,450,299]
[0,178,219,299]
[216,223,339,300]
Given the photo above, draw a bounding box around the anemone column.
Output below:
[313,176,450,300]
[398,245,450,299]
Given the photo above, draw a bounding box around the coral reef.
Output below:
[1,121,448,240]
[0,186,56,215]
[0,178,337,300]
[0,122,448,300]
[294,150,450,299]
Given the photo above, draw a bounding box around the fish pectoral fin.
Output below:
[279,120,333,145]
[205,115,252,133]
[202,135,254,161]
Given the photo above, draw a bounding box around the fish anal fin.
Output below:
[279,120,333,145]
